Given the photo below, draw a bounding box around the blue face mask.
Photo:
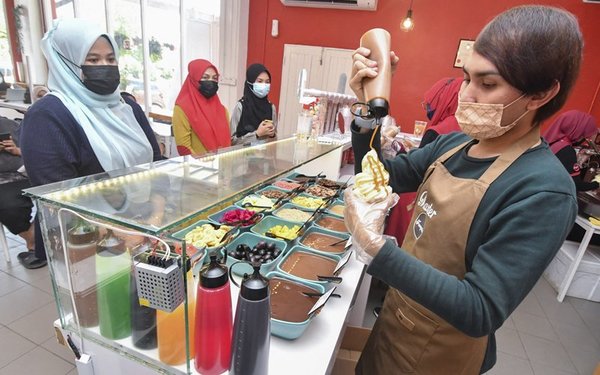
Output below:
[250,82,270,98]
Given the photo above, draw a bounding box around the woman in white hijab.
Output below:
[18,19,162,268]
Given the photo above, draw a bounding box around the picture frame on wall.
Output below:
[453,39,475,68]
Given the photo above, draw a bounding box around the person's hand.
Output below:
[1,138,21,156]
[344,188,399,263]
[256,120,275,138]
[349,47,399,103]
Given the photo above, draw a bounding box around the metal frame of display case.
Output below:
[26,137,368,375]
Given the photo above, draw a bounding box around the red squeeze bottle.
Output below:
[194,253,233,375]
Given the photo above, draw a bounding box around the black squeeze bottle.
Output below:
[230,262,271,375]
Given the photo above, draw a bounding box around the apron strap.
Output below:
[478,129,540,186]
[422,141,471,182]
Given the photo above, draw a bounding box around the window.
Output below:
[0,1,15,84]
[50,0,222,115]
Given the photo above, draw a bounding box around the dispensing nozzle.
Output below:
[368,98,389,120]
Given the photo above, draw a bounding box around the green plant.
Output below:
[149,37,162,62]
[13,5,26,53]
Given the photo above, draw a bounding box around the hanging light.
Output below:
[401,0,415,32]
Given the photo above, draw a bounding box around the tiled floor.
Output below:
[0,231,76,375]
[362,277,600,375]
[2,228,599,375]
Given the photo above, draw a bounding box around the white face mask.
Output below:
[456,94,530,140]
[250,82,270,98]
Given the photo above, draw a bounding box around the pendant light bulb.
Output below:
[401,9,414,32]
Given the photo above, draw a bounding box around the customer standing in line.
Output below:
[230,63,277,145]
[173,59,231,155]
[345,6,583,374]
[19,19,162,269]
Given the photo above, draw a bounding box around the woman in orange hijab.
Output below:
[173,59,231,155]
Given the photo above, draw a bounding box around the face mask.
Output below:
[250,82,270,98]
[456,94,529,140]
[199,80,218,98]
[425,103,435,120]
[81,65,120,95]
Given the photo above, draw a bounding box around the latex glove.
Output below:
[344,188,399,264]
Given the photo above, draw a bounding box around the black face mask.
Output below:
[425,103,435,120]
[81,65,120,95]
[198,80,218,98]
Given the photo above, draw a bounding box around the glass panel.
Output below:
[168,1,221,114]
[183,1,220,68]
[55,0,75,19]
[109,0,143,101]
[75,0,107,31]
[146,0,180,114]
[25,139,341,234]
[38,203,192,373]
[0,1,15,84]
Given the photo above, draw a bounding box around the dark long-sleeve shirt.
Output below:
[20,94,162,186]
[351,123,577,373]
[20,94,162,259]
[554,146,599,191]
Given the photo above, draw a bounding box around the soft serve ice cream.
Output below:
[353,150,392,203]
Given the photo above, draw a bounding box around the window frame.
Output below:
[41,0,248,115]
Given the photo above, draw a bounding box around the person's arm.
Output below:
[230,102,255,145]
[172,105,193,155]
[19,102,82,186]
[419,129,440,148]
[368,191,576,337]
[122,95,163,161]
[0,138,20,156]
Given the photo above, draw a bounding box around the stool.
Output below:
[0,223,11,264]
[557,215,600,302]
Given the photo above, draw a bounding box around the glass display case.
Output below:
[25,138,343,375]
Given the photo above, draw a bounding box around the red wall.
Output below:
[248,0,600,133]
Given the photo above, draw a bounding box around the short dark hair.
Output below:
[474,6,583,125]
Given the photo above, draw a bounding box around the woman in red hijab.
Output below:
[543,110,599,191]
[173,59,231,155]
[419,77,463,148]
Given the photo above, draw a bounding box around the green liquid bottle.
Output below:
[96,230,131,339]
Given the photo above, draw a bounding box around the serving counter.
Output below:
[25,138,366,375]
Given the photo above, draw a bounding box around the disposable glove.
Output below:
[344,188,399,264]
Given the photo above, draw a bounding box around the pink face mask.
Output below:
[456,94,529,140]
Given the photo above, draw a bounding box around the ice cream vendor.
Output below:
[344,6,582,375]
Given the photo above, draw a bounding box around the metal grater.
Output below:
[133,250,184,313]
